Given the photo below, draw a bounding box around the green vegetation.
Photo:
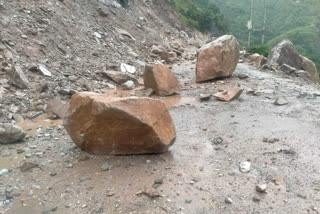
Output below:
[168,0,228,35]
[211,0,320,74]
[248,44,270,57]
[118,0,127,7]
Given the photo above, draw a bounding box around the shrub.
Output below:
[168,0,228,35]
[118,0,127,7]
[248,45,270,57]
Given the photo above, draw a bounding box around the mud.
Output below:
[1,61,320,214]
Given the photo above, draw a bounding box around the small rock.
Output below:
[225,197,233,204]
[121,80,135,90]
[256,183,267,193]
[0,124,26,144]
[7,65,30,89]
[152,178,163,188]
[0,168,9,176]
[37,64,52,77]
[144,64,181,96]
[199,94,211,101]
[141,187,161,199]
[16,148,25,154]
[120,63,136,74]
[239,161,251,173]
[50,172,57,176]
[274,98,289,106]
[272,178,284,185]
[213,88,243,102]
[237,73,249,79]
[101,162,112,171]
[68,75,78,81]
[252,196,261,202]
[185,199,192,204]
[19,162,38,172]
[66,164,73,168]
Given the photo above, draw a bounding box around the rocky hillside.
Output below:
[0,0,201,123]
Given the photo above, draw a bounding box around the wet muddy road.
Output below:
[1,61,320,214]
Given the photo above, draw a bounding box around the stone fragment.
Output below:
[0,123,26,144]
[239,161,251,173]
[121,80,135,90]
[199,94,211,101]
[213,88,243,102]
[7,65,30,89]
[256,184,267,193]
[101,70,137,85]
[144,64,181,96]
[274,98,288,106]
[120,63,136,74]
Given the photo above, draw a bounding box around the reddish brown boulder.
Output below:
[196,35,240,82]
[64,92,176,155]
[144,64,181,96]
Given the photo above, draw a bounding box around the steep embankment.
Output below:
[0,0,196,123]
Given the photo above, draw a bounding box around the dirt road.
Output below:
[1,60,320,214]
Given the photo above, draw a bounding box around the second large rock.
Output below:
[196,35,240,82]
[64,92,176,155]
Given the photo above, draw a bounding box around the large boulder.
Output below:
[267,40,303,70]
[64,92,176,155]
[267,40,320,83]
[196,35,240,82]
[144,64,181,96]
[300,56,320,83]
[0,124,26,144]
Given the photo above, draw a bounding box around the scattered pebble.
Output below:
[225,197,233,204]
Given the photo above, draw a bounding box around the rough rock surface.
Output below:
[7,66,30,89]
[46,99,69,119]
[0,123,26,144]
[144,64,181,96]
[196,35,240,82]
[300,56,320,83]
[213,88,243,102]
[267,40,303,69]
[267,40,319,83]
[64,92,176,155]
[101,70,138,86]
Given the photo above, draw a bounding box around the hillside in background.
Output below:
[212,0,320,72]
[170,0,320,72]
[168,0,228,35]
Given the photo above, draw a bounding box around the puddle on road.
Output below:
[17,115,62,135]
